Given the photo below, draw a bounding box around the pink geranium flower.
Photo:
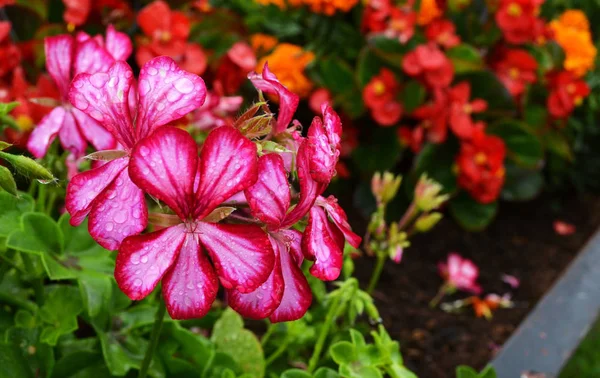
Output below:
[116,126,274,320]
[27,26,131,159]
[438,253,482,294]
[65,56,206,250]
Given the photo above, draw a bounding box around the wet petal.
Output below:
[45,35,73,98]
[135,56,207,140]
[88,168,148,250]
[58,109,87,157]
[69,61,136,147]
[129,126,197,220]
[65,156,128,226]
[270,230,312,323]
[27,106,65,158]
[226,235,284,320]
[303,206,344,281]
[320,196,361,248]
[194,126,258,219]
[72,108,116,151]
[244,154,290,229]
[249,63,299,134]
[197,222,274,293]
[115,224,186,300]
[73,37,115,76]
[105,24,132,61]
[162,233,219,319]
[306,104,342,183]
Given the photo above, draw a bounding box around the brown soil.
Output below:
[352,193,600,377]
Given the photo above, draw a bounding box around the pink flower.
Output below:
[501,274,520,289]
[65,56,206,250]
[438,253,482,294]
[191,90,243,131]
[248,63,300,135]
[553,220,576,236]
[115,126,274,320]
[27,26,132,159]
[305,103,343,183]
[402,43,454,88]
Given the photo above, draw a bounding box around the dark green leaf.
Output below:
[488,119,543,168]
[0,192,34,237]
[501,164,543,202]
[0,342,33,378]
[7,212,63,256]
[0,166,17,196]
[449,192,498,231]
[356,48,384,86]
[447,44,484,73]
[51,351,103,378]
[411,141,459,194]
[39,286,83,346]
[317,58,357,95]
[544,130,573,161]
[400,80,426,114]
[352,127,402,174]
[455,71,515,113]
[281,369,314,378]
[456,365,479,378]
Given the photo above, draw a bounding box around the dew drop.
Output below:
[140,255,149,264]
[105,222,114,231]
[133,278,142,287]
[139,146,150,157]
[174,77,195,94]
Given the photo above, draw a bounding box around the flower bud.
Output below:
[238,113,273,139]
[390,245,403,264]
[414,212,443,233]
[0,152,55,183]
[0,165,17,196]
[414,174,448,212]
[371,171,402,204]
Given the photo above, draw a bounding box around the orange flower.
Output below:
[250,33,278,56]
[302,0,359,15]
[257,43,315,97]
[255,0,302,9]
[417,0,442,25]
[550,10,596,77]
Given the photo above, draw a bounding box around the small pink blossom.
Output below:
[553,220,576,236]
[391,246,403,264]
[438,253,482,294]
[501,273,520,289]
[191,90,243,131]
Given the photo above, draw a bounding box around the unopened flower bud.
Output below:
[415,174,448,212]
[0,152,55,183]
[238,113,273,139]
[371,171,401,204]
[390,245,403,264]
[0,165,17,196]
[414,212,442,233]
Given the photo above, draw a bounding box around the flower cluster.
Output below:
[256,0,359,15]
[550,10,597,77]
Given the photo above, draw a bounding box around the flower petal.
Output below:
[105,24,132,61]
[135,56,207,140]
[269,230,312,323]
[162,233,219,319]
[88,168,148,250]
[45,35,73,98]
[27,106,65,158]
[58,108,86,157]
[73,37,115,76]
[72,107,116,151]
[320,196,361,248]
[197,222,274,293]
[115,224,186,300]
[137,0,171,38]
[226,235,284,319]
[244,154,290,229]
[69,61,136,147]
[194,126,258,219]
[302,206,344,281]
[249,63,299,134]
[65,156,128,226]
[129,126,197,220]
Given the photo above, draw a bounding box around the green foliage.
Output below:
[449,192,498,231]
[456,365,497,378]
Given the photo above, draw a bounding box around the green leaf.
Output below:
[447,44,484,73]
[543,130,573,161]
[352,127,402,174]
[317,58,356,95]
[161,323,214,374]
[39,286,83,346]
[0,141,12,150]
[455,71,515,113]
[456,365,479,378]
[98,331,165,378]
[78,274,113,318]
[411,141,459,194]
[0,101,20,115]
[488,120,543,168]
[6,326,54,378]
[400,81,426,114]
[0,165,17,196]
[281,369,314,378]
[7,212,63,255]
[0,192,34,237]
[211,308,265,377]
[356,47,384,86]
[314,367,340,378]
[524,105,548,130]
[449,192,498,231]
[330,341,357,365]
[0,342,33,378]
[478,365,497,378]
[51,351,103,378]
[501,164,543,202]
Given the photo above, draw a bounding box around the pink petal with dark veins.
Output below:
[129,127,197,220]
[69,61,136,148]
[306,105,342,183]
[270,229,312,322]
[27,106,66,158]
[320,196,361,248]
[65,156,128,226]
[302,206,344,281]
[45,35,73,99]
[88,168,148,250]
[197,222,274,293]
[72,107,116,151]
[105,24,132,61]
[244,153,290,229]
[135,56,206,140]
[115,224,186,300]
[58,109,86,157]
[226,235,284,319]
[194,126,258,219]
[162,233,219,319]
[248,63,299,134]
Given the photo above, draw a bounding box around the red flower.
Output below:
[215,42,257,95]
[456,125,506,204]
[412,89,449,143]
[448,82,487,139]
[309,88,332,114]
[361,0,393,33]
[0,22,20,78]
[402,43,454,88]
[492,48,538,97]
[547,70,590,119]
[398,126,424,153]
[425,19,461,49]
[495,0,544,44]
[363,68,403,126]
[383,8,416,44]
[136,0,207,75]
[63,0,91,27]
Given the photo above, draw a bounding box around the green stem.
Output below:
[429,283,449,308]
[139,297,167,378]
[261,323,275,346]
[397,202,417,231]
[265,339,290,366]
[307,293,342,373]
[0,290,37,312]
[21,253,44,305]
[45,190,57,216]
[36,184,47,213]
[366,254,386,294]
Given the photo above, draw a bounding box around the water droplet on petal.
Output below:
[133,278,142,287]
[174,77,195,94]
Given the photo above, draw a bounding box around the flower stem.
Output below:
[366,254,386,294]
[139,297,167,378]
[261,323,274,346]
[429,283,448,308]
[397,202,417,231]
[307,293,342,373]
[21,253,44,305]
[265,339,290,366]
